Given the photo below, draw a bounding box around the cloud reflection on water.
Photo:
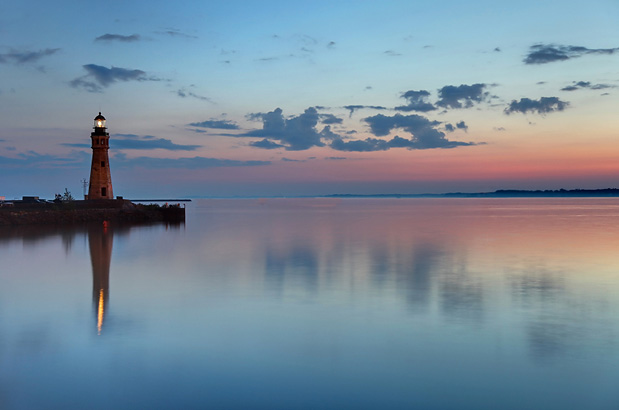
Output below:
[189,198,619,360]
[1,199,619,408]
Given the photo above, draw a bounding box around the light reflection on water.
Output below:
[1,198,618,409]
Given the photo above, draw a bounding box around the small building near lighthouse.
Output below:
[87,112,114,200]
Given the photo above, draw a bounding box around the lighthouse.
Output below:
[87,112,114,200]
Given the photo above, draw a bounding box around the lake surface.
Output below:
[1,198,618,409]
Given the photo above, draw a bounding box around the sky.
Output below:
[1,0,619,198]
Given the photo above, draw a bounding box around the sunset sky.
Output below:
[2,0,619,198]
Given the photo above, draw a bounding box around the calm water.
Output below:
[1,198,618,409]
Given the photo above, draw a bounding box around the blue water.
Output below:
[1,198,618,409]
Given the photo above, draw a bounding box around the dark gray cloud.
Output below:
[456,121,468,131]
[83,64,146,86]
[343,105,387,118]
[95,34,141,42]
[395,90,436,112]
[249,139,284,149]
[561,81,614,92]
[0,48,60,64]
[238,108,478,153]
[524,44,619,65]
[319,114,343,124]
[189,120,239,130]
[364,113,440,137]
[436,84,488,109]
[445,121,468,132]
[70,64,156,92]
[504,97,569,115]
[359,113,476,150]
[239,107,329,151]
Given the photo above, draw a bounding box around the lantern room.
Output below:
[94,112,106,129]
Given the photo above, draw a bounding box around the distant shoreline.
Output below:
[325,188,619,199]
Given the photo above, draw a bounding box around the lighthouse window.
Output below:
[101,161,105,168]
[101,187,107,197]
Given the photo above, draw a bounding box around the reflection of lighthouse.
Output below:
[88,222,113,335]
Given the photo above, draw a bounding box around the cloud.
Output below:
[364,113,439,137]
[188,120,239,130]
[95,34,141,42]
[319,114,343,124]
[113,155,269,169]
[330,134,475,152]
[504,97,569,115]
[0,150,87,169]
[445,121,468,132]
[436,84,488,109]
[176,88,212,102]
[113,135,200,151]
[239,107,329,151]
[282,157,305,162]
[0,48,60,64]
[2,149,267,173]
[343,105,387,118]
[361,113,476,150]
[524,44,619,65]
[62,135,200,151]
[156,29,197,39]
[456,121,468,131]
[238,108,478,153]
[69,64,156,92]
[560,81,614,92]
[330,137,391,152]
[249,139,284,149]
[395,90,436,112]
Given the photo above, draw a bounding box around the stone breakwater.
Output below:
[0,200,185,226]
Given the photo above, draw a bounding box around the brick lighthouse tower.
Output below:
[88,112,113,200]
